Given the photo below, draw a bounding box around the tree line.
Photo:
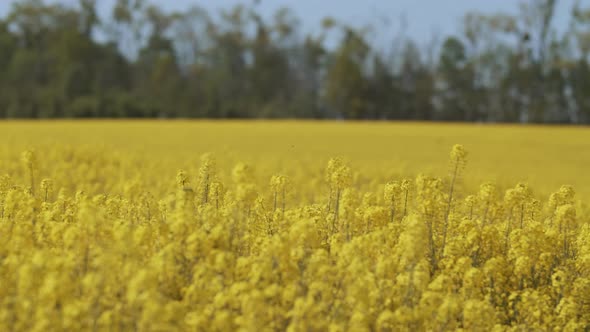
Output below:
[1,0,590,123]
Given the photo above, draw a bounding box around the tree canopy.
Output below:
[0,0,589,123]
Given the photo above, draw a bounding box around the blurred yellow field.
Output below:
[1,121,589,331]
[1,121,588,197]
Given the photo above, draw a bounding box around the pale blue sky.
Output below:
[0,0,583,44]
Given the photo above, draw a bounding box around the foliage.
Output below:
[1,0,590,122]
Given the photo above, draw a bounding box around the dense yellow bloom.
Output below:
[0,122,588,331]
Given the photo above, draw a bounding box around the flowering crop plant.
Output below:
[0,121,588,331]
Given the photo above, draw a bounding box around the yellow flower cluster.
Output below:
[0,142,589,331]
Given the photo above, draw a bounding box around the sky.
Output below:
[0,0,583,45]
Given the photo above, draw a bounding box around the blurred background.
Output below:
[0,0,589,123]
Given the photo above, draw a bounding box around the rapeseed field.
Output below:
[0,121,588,331]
